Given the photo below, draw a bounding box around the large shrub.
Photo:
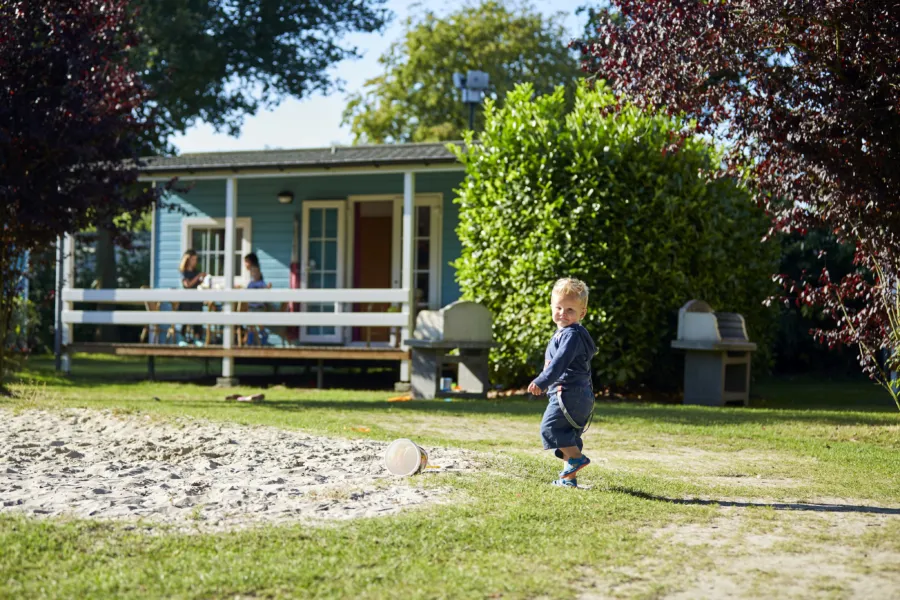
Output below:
[452,83,779,388]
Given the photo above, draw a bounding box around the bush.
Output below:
[451,83,779,388]
[774,229,860,376]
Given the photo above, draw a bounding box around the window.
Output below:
[304,205,342,338]
[181,217,252,286]
[414,205,432,309]
[191,226,244,278]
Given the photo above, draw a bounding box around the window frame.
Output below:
[180,217,252,288]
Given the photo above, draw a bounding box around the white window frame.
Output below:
[300,200,346,344]
[180,217,252,288]
[412,195,443,311]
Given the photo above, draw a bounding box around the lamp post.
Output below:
[453,70,489,131]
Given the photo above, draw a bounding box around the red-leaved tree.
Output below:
[577,1,900,387]
[0,0,162,391]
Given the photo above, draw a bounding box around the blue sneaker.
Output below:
[559,455,590,478]
[551,478,577,488]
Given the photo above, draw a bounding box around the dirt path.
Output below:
[579,443,900,599]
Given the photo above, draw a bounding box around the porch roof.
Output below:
[140,142,462,175]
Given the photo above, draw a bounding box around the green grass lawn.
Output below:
[1,355,899,599]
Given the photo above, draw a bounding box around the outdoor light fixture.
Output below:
[277,191,294,205]
[452,70,490,130]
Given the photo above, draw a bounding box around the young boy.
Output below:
[528,277,597,488]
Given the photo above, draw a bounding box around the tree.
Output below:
[129,0,390,153]
[774,229,859,375]
[82,1,388,322]
[576,1,900,389]
[452,83,778,387]
[0,0,161,391]
[343,0,582,143]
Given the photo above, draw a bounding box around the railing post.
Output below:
[61,234,75,374]
[220,177,238,386]
[400,171,416,384]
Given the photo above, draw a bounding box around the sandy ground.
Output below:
[581,507,900,600]
[0,408,475,532]
[578,444,900,600]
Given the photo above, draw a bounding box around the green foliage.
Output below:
[452,83,779,387]
[774,230,859,376]
[2,295,38,378]
[343,0,581,143]
[129,0,389,152]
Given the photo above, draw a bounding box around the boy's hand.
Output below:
[527,382,542,396]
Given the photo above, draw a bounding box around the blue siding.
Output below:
[155,180,226,288]
[416,172,463,305]
[154,171,466,306]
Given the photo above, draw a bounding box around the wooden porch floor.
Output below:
[67,342,409,361]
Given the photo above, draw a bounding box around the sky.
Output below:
[169,0,592,154]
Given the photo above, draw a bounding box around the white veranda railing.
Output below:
[61,288,411,328]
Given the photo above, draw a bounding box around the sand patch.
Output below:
[582,502,900,599]
[0,408,475,532]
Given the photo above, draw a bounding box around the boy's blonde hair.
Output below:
[552,277,589,306]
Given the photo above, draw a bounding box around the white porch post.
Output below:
[61,234,75,374]
[54,237,63,371]
[221,177,237,381]
[149,190,158,343]
[149,185,157,289]
[400,171,416,382]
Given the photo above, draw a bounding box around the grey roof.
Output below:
[139,142,462,174]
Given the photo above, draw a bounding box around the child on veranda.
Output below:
[246,265,272,345]
[527,277,597,488]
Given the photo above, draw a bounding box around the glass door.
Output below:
[301,201,345,343]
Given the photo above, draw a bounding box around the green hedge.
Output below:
[451,83,779,388]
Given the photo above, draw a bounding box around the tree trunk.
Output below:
[0,244,25,395]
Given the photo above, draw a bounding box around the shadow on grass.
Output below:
[613,487,900,515]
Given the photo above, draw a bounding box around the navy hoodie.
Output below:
[532,323,597,394]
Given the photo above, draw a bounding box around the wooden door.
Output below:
[353,201,393,343]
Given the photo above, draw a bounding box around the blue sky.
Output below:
[170,0,592,153]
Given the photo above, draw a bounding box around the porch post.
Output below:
[54,237,63,371]
[400,171,416,383]
[219,177,238,385]
[149,186,157,289]
[148,190,158,343]
[61,234,75,374]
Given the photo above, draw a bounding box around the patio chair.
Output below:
[234,301,248,347]
[139,286,161,344]
[205,301,247,346]
[204,301,221,346]
[165,300,181,343]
